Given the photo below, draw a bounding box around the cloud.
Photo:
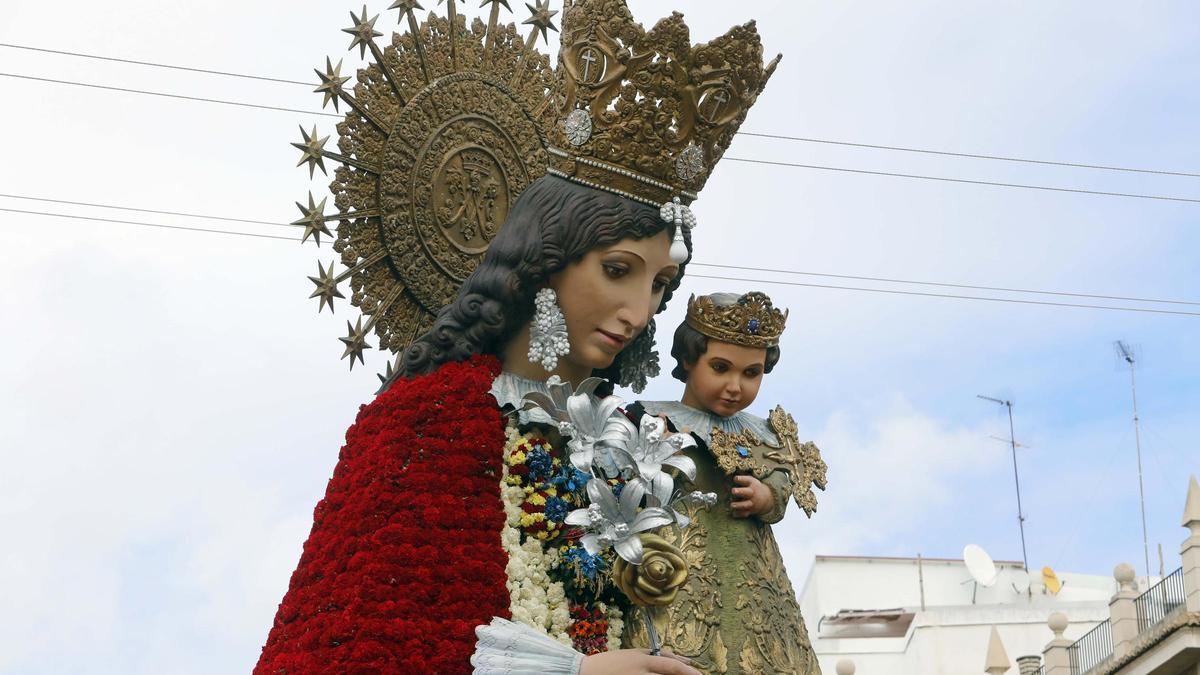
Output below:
[773,397,1006,582]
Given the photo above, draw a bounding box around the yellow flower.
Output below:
[527,493,547,506]
[519,512,546,528]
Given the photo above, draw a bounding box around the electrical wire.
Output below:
[11,69,1200,205]
[6,42,1196,180]
[685,273,1200,318]
[4,192,1195,308]
[0,42,312,86]
[0,193,298,228]
[4,41,1195,178]
[723,156,1200,205]
[737,132,1200,179]
[0,207,303,242]
[2,38,1200,181]
[0,72,340,118]
[4,207,1198,317]
[688,262,1200,307]
[8,68,1200,204]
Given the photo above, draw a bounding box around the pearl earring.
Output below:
[528,288,570,371]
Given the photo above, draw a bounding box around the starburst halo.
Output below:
[292,0,558,375]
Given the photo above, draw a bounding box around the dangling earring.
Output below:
[618,319,661,393]
[528,288,570,371]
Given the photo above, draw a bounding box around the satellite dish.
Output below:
[964,544,999,587]
[1042,566,1063,595]
[1010,569,1031,594]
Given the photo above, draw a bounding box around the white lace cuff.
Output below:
[471,618,585,675]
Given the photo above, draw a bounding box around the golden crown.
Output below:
[547,0,781,208]
[685,291,787,348]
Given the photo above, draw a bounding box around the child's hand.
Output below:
[730,475,773,519]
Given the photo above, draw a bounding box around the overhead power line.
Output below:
[4,41,1197,180]
[8,70,1199,206]
[689,262,1200,307]
[723,156,1200,205]
[3,192,1196,308]
[0,72,339,118]
[0,207,301,242]
[4,207,1199,318]
[737,132,1200,179]
[0,193,297,228]
[0,42,312,86]
[685,273,1200,318]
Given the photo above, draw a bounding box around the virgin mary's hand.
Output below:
[580,648,700,675]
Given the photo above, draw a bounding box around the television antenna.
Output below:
[977,394,1030,571]
[1114,340,1151,583]
[989,435,1030,449]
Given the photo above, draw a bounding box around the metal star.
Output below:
[377,356,398,387]
[308,260,345,313]
[313,57,351,112]
[388,0,424,16]
[343,6,383,58]
[339,317,373,369]
[480,0,511,9]
[522,0,558,43]
[291,125,329,177]
[292,191,331,246]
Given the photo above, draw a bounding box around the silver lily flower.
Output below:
[521,376,635,476]
[621,415,698,509]
[565,478,674,564]
[668,490,719,528]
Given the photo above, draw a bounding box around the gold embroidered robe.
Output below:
[624,404,821,675]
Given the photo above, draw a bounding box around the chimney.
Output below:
[1016,655,1042,675]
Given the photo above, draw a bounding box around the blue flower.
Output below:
[545,496,570,523]
[552,466,590,493]
[563,544,607,580]
[611,481,625,499]
[527,448,553,479]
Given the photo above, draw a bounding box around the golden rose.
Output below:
[613,533,688,606]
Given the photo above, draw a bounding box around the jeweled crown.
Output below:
[547,0,781,208]
[686,291,787,349]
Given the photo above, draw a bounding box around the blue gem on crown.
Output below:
[747,318,760,334]
[736,446,750,458]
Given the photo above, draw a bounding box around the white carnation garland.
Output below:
[499,424,573,645]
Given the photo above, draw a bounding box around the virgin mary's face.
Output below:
[549,230,678,372]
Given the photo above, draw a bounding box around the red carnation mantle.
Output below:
[256,355,510,674]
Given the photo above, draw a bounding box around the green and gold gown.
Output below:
[624,401,822,675]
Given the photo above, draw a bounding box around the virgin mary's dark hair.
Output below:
[396,174,691,380]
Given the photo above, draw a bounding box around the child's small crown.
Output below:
[685,291,787,348]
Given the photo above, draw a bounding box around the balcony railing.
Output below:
[1135,566,1185,634]
[1068,619,1112,675]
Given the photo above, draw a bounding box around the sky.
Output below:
[2,0,1199,672]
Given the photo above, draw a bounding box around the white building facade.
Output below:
[798,555,1114,674]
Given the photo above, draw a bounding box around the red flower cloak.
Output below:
[255,355,511,674]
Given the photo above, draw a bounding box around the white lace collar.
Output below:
[637,400,780,447]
